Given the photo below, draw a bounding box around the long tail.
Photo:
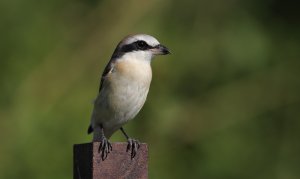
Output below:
[87,125,93,134]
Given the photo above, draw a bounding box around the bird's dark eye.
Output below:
[136,41,147,49]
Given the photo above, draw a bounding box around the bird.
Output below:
[87,34,170,160]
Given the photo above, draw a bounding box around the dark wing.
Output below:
[98,39,130,92]
[98,58,116,92]
[87,58,117,135]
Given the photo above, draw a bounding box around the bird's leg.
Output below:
[96,124,112,160]
[120,127,140,159]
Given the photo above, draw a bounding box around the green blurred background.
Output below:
[1,0,300,178]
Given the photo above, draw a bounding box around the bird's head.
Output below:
[112,34,170,61]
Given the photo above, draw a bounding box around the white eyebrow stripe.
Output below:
[122,34,160,47]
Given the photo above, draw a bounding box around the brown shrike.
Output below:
[88,34,170,160]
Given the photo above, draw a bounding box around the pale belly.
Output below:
[108,79,149,123]
[92,59,152,137]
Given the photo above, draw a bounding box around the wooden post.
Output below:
[73,142,148,179]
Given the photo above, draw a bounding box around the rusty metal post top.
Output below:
[74,142,148,179]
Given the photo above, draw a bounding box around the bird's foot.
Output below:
[98,137,112,160]
[126,138,140,159]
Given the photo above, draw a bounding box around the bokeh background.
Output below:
[1,0,300,178]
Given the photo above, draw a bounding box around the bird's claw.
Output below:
[98,137,112,160]
[126,138,140,159]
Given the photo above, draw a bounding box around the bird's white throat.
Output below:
[121,51,153,64]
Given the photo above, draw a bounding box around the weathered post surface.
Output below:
[74,142,148,179]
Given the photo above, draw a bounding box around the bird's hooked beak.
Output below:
[151,44,171,55]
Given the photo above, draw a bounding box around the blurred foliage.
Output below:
[1,0,300,178]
